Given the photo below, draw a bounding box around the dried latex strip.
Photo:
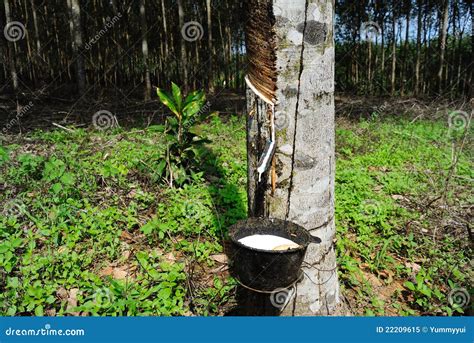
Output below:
[245,75,277,183]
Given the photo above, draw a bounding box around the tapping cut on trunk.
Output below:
[246,0,278,103]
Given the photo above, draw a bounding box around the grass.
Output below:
[335,116,472,315]
[0,112,471,316]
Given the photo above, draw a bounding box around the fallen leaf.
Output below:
[67,288,80,316]
[363,272,383,287]
[368,166,389,172]
[45,308,56,316]
[56,287,68,300]
[210,254,228,264]
[358,264,384,287]
[405,262,421,274]
[378,269,394,282]
[127,265,137,273]
[183,310,194,317]
[120,230,133,241]
[210,265,229,274]
[122,250,131,260]
[391,194,406,201]
[99,266,114,277]
[112,267,128,280]
[126,189,137,199]
[165,252,176,263]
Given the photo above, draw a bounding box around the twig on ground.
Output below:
[52,122,75,132]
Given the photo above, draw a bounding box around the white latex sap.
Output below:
[238,234,300,251]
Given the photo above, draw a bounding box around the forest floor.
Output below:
[0,95,472,316]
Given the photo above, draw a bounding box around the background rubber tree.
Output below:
[246,0,340,315]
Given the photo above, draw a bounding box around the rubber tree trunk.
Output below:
[140,0,151,100]
[69,0,86,95]
[246,0,339,315]
[390,8,397,95]
[415,0,422,96]
[177,0,188,91]
[437,0,449,93]
[3,0,18,91]
[206,0,214,92]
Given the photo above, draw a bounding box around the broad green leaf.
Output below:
[140,221,155,235]
[8,277,19,288]
[183,101,204,118]
[11,238,23,248]
[156,160,166,176]
[0,243,10,254]
[184,90,204,105]
[51,183,63,194]
[158,287,172,300]
[404,281,415,291]
[60,172,75,185]
[148,269,161,280]
[35,305,44,316]
[157,88,179,117]
[171,82,183,112]
[166,116,179,130]
[147,125,165,133]
[43,158,66,181]
[46,295,56,304]
[419,286,432,298]
[6,306,17,316]
[136,251,149,266]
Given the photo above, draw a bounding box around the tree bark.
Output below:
[390,8,397,95]
[415,0,422,96]
[380,12,385,79]
[0,13,5,86]
[69,0,86,95]
[177,0,188,91]
[206,0,214,92]
[140,0,151,100]
[246,0,340,316]
[3,0,19,91]
[161,0,168,59]
[368,38,372,92]
[401,2,410,96]
[438,0,449,93]
[217,13,228,87]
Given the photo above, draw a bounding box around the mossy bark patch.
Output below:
[296,20,327,46]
